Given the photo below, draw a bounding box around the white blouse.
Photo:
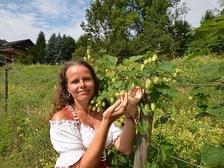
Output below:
[50,119,122,167]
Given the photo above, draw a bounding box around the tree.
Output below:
[29,31,46,64]
[201,9,215,22]
[188,12,224,55]
[81,0,190,60]
[72,34,89,59]
[45,33,57,64]
[168,20,192,57]
[63,35,76,61]
[54,33,63,64]
[45,33,76,64]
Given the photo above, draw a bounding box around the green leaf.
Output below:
[103,55,118,66]
[208,104,224,120]
[193,87,205,95]
[118,154,128,164]
[136,120,148,135]
[114,80,123,88]
[157,61,176,72]
[161,88,177,98]
[205,77,221,83]
[144,162,158,168]
[185,49,208,61]
[197,63,223,76]
[122,55,145,66]
[144,162,151,168]
[99,48,106,53]
[160,142,174,161]
[201,145,224,166]
[150,163,158,168]
[208,108,221,116]
[157,82,177,98]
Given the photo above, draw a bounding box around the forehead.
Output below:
[66,65,92,77]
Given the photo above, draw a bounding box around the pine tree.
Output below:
[45,33,57,64]
[63,35,76,61]
[55,33,63,64]
[29,31,46,64]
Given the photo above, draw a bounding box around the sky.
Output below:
[0,0,222,43]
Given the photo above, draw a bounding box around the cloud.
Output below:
[0,0,89,43]
[1,0,220,43]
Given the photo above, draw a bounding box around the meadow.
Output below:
[0,54,223,168]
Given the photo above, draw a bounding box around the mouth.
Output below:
[78,90,89,94]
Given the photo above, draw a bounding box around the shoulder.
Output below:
[51,109,72,121]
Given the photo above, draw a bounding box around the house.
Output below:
[0,39,34,58]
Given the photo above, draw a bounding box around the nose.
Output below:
[79,80,86,87]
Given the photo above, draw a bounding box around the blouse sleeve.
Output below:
[110,122,123,143]
[50,120,85,167]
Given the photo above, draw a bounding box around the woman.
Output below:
[50,59,143,168]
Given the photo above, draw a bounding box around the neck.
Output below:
[73,102,91,115]
[73,103,94,127]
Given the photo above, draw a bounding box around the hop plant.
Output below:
[152,54,158,62]
[153,76,160,85]
[140,64,145,71]
[148,57,152,64]
[145,78,153,90]
[151,102,156,111]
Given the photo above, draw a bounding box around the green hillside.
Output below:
[0,54,223,168]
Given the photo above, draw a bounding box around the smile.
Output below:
[78,90,89,93]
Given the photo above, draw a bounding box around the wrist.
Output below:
[101,117,113,127]
[125,113,139,125]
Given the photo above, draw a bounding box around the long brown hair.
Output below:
[51,59,100,115]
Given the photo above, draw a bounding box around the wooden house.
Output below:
[0,39,34,58]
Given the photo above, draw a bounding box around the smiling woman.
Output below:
[49,59,144,168]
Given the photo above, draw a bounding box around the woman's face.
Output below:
[66,65,95,103]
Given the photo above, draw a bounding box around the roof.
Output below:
[0,39,34,56]
[0,39,34,48]
[0,39,8,46]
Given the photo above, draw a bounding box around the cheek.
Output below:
[67,84,78,93]
[92,82,96,90]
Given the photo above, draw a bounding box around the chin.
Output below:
[78,95,92,101]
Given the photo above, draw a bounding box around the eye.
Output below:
[72,79,79,84]
[83,77,91,81]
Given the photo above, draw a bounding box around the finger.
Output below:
[129,84,136,98]
[114,92,128,111]
[136,89,143,99]
[123,92,128,105]
[131,83,135,92]
[108,99,121,111]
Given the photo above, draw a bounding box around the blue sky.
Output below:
[0,0,222,43]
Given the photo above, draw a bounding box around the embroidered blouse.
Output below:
[49,105,122,168]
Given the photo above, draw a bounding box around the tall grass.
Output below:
[0,64,60,167]
[0,55,223,167]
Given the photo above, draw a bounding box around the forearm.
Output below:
[77,98,128,167]
[115,106,137,155]
[73,120,111,168]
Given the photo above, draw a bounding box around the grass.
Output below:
[0,55,223,167]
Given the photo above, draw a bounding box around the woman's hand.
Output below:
[103,92,128,124]
[128,83,144,106]
[125,83,144,117]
